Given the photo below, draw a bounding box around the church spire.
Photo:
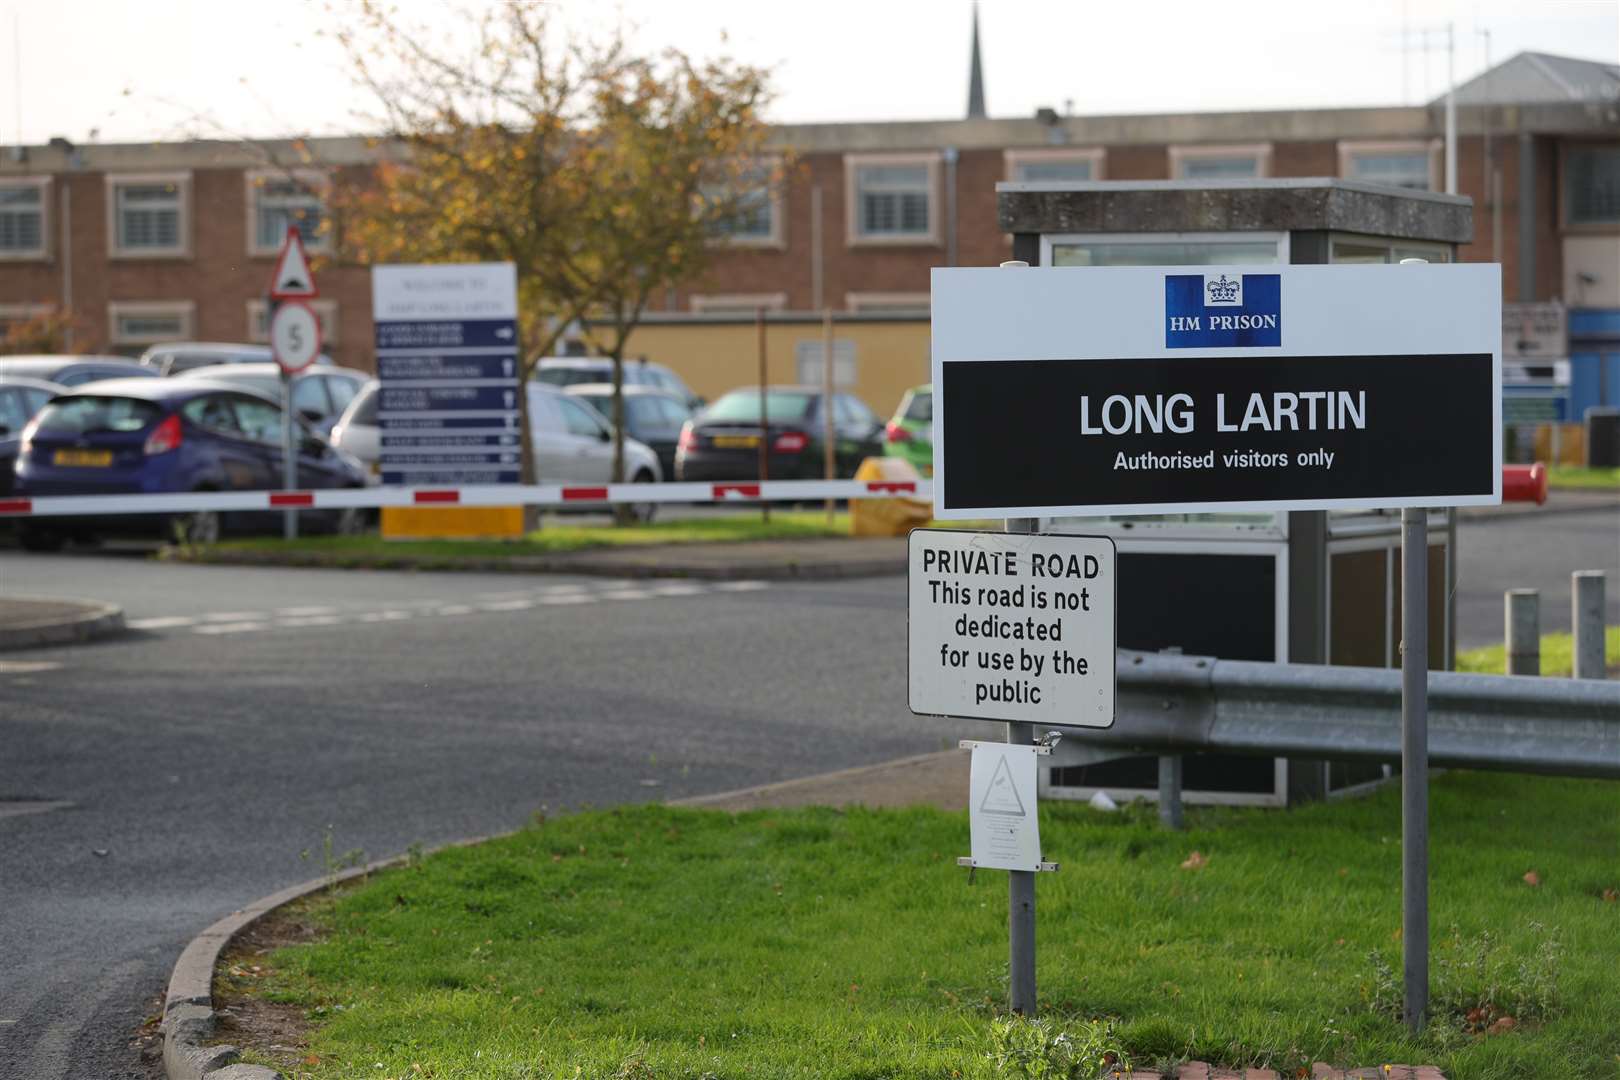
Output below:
[966,2,986,119]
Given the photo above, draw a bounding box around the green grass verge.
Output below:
[236,773,1620,1079]
[1456,626,1620,676]
[1546,466,1620,491]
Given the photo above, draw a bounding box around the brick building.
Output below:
[0,50,1615,415]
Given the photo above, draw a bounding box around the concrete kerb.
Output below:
[0,596,126,651]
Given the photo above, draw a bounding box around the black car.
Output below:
[0,374,64,497]
[674,386,884,482]
[564,383,692,481]
[13,378,369,550]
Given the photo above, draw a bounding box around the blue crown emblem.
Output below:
[1205,275,1241,304]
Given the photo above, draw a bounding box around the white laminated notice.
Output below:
[968,742,1042,872]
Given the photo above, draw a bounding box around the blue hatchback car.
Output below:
[13,378,369,551]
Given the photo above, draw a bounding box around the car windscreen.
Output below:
[33,396,163,435]
[534,367,606,387]
[576,394,664,426]
[702,391,814,423]
[348,386,378,426]
[904,390,933,422]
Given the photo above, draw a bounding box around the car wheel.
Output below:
[625,469,657,524]
[18,526,66,553]
[171,509,221,547]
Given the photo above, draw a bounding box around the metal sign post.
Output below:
[281,369,296,539]
[1005,513,1038,1015]
[267,226,321,542]
[1401,507,1429,1032]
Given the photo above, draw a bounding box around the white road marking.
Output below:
[479,599,536,612]
[276,615,343,628]
[193,621,270,635]
[127,615,199,630]
[713,581,768,592]
[0,660,63,674]
[432,604,476,616]
[276,605,338,616]
[202,611,269,622]
[598,589,654,601]
[356,610,413,623]
[538,594,592,605]
[649,584,704,597]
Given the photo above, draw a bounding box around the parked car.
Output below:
[0,354,157,387]
[882,383,933,476]
[329,382,664,518]
[137,341,335,376]
[175,362,368,434]
[674,386,884,482]
[533,357,702,410]
[11,378,368,551]
[0,375,65,497]
[563,383,691,481]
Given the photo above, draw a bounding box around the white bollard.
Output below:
[1505,589,1540,676]
[1572,571,1607,680]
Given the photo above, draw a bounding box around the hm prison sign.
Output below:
[929,263,1501,519]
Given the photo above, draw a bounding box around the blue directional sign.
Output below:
[372,263,521,488]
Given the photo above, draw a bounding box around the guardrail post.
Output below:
[1573,572,1607,680]
[1157,756,1184,830]
[1506,589,1540,676]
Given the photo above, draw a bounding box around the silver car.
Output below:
[175,362,368,434]
[331,381,663,518]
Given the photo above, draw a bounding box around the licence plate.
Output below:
[712,435,760,449]
[53,449,113,467]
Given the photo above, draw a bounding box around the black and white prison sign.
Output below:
[929,264,1502,518]
[908,530,1115,726]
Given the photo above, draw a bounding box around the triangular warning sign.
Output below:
[268,227,317,300]
[979,754,1026,817]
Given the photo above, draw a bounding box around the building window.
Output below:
[794,338,856,388]
[1169,144,1271,180]
[1044,231,1288,267]
[1564,144,1620,227]
[246,299,340,345]
[1339,141,1438,192]
[0,179,48,259]
[1327,233,1451,264]
[108,301,195,347]
[845,153,941,245]
[247,170,330,255]
[108,173,190,257]
[845,292,930,314]
[1004,148,1105,183]
[702,160,783,248]
[689,293,786,315]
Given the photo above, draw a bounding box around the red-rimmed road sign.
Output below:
[269,300,322,375]
[268,226,318,301]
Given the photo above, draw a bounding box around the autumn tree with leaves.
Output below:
[330,2,777,505]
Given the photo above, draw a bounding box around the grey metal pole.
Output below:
[1158,756,1184,830]
[1573,572,1607,680]
[1005,511,1038,1015]
[1006,718,1037,1015]
[282,371,298,540]
[1401,508,1429,1033]
[1506,589,1540,676]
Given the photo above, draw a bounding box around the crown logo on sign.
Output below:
[1206,275,1241,303]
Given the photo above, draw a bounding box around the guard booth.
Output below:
[998,179,1471,806]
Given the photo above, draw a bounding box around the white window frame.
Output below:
[108,301,196,347]
[245,168,332,256]
[1039,230,1291,268]
[1003,147,1106,183]
[704,157,786,250]
[246,299,340,345]
[106,172,191,259]
[689,293,787,314]
[1337,140,1441,193]
[1168,143,1273,181]
[845,291,930,314]
[845,152,942,247]
[0,177,50,261]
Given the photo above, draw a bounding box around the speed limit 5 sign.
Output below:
[269,301,322,374]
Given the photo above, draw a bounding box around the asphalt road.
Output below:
[0,502,1613,1079]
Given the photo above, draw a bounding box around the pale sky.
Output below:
[3,0,1616,146]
